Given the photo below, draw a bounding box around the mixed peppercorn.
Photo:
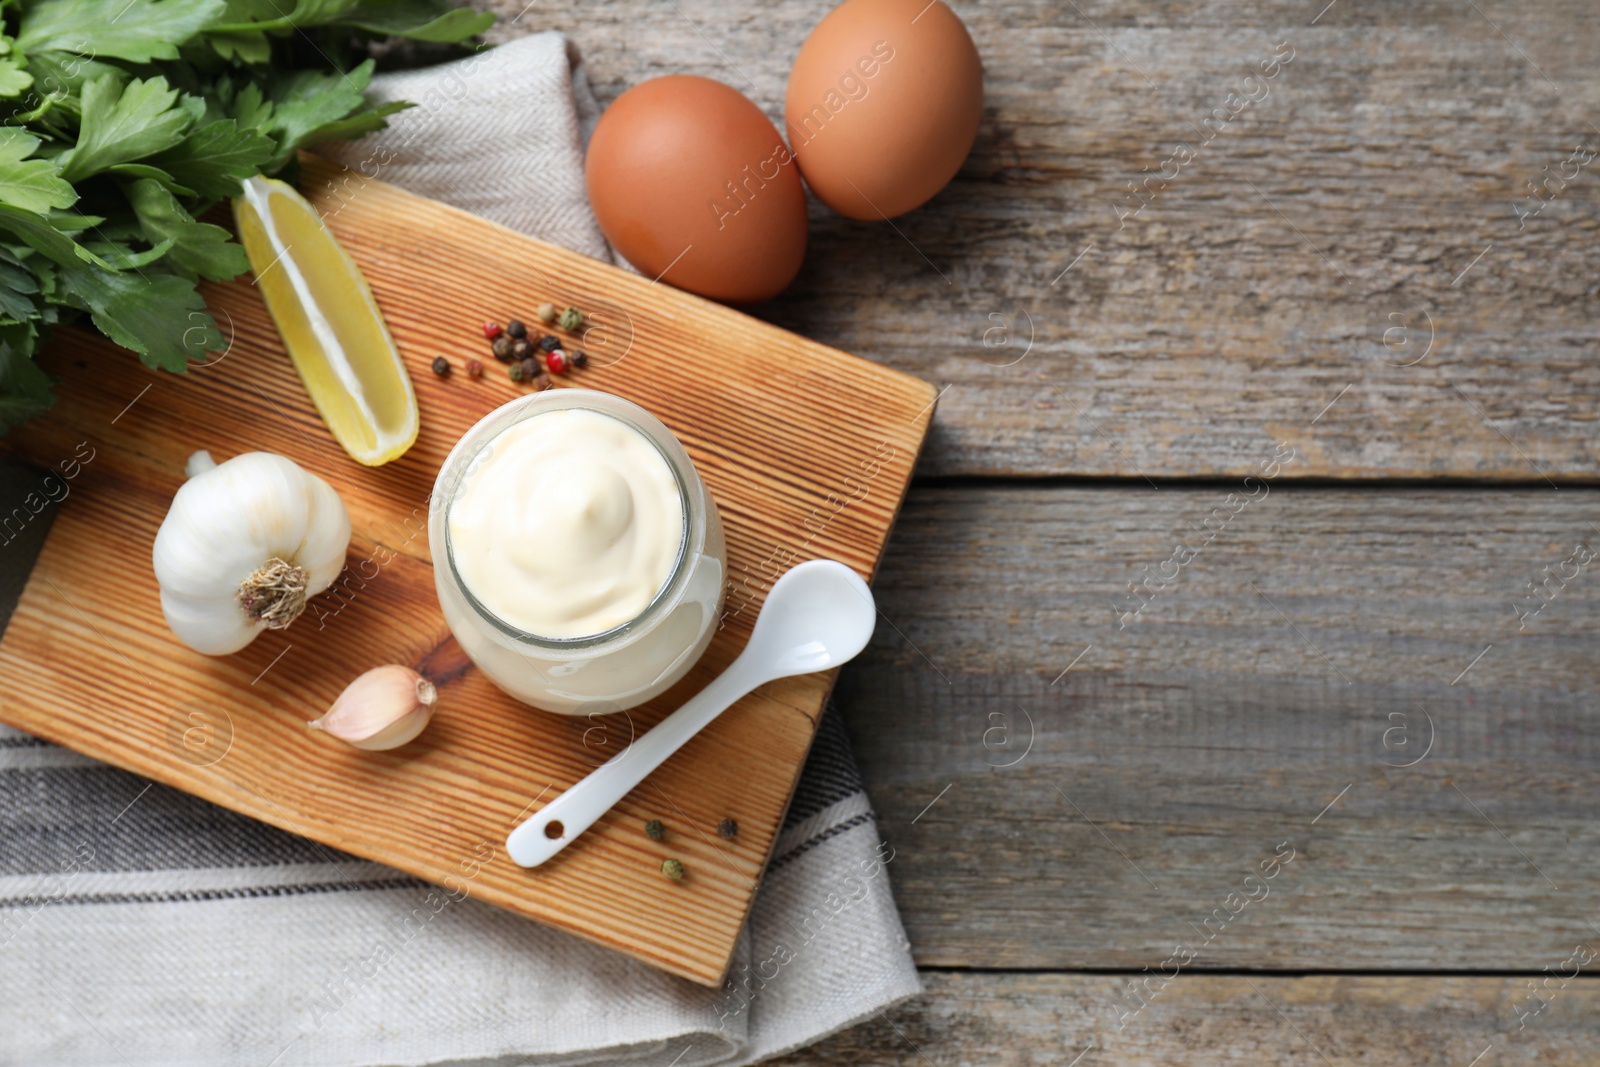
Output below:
[436,304,592,383]
[641,815,741,882]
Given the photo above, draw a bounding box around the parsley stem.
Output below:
[206,19,296,32]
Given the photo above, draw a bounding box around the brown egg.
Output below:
[785,0,983,220]
[585,75,808,304]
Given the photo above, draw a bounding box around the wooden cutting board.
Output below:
[0,154,935,986]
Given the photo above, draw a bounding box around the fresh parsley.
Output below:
[0,0,493,429]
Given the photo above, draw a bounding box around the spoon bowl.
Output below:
[506,559,878,867]
[741,559,877,679]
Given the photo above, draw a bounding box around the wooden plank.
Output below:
[772,972,1600,1065]
[504,0,1600,478]
[834,485,1600,968]
[0,157,935,987]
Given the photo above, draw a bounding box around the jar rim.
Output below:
[433,389,699,652]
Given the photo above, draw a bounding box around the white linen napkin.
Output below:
[0,32,920,1067]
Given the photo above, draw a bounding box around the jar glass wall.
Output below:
[430,389,726,715]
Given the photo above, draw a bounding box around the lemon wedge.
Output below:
[233,175,419,466]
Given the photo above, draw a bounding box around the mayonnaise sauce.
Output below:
[447,408,684,639]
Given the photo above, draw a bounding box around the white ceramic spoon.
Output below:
[506,560,877,868]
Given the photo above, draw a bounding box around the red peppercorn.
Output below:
[465,359,484,379]
[482,320,503,340]
[546,349,570,375]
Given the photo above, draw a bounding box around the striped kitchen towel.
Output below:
[0,32,919,1067]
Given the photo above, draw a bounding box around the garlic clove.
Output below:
[159,589,262,657]
[186,450,217,478]
[309,665,438,751]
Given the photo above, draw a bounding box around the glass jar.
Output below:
[430,389,726,715]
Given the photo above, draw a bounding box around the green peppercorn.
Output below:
[717,818,737,840]
[506,319,527,339]
[431,356,450,377]
[491,336,514,361]
[536,302,557,325]
[644,819,664,841]
[559,306,584,332]
[660,858,685,881]
[508,361,527,382]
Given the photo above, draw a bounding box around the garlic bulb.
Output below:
[153,450,351,655]
[309,665,437,750]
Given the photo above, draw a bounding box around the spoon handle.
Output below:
[506,657,763,867]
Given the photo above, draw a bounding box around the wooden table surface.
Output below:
[489,0,1600,1061]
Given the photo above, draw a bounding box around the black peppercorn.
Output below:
[518,356,540,381]
[491,335,514,361]
[510,337,531,360]
[571,349,589,368]
[717,818,737,840]
[506,319,527,339]
[644,819,664,841]
[538,334,560,353]
[431,356,450,377]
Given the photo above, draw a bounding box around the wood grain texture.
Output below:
[837,485,1600,968]
[0,156,936,987]
[772,972,1600,1066]
[486,0,1600,478]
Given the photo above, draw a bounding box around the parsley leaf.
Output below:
[85,238,177,270]
[0,323,54,431]
[0,59,33,99]
[0,204,112,269]
[0,248,42,322]
[207,29,272,64]
[260,60,374,168]
[18,0,226,63]
[60,75,197,181]
[299,99,411,146]
[106,163,198,198]
[0,129,76,213]
[19,52,125,121]
[148,117,275,199]
[126,178,249,280]
[343,0,494,42]
[57,258,222,371]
